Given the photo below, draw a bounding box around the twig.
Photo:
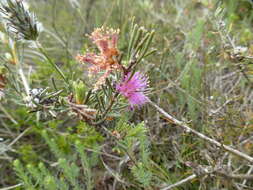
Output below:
[101,156,128,185]
[113,155,130,190]
[0,183,23,190]
[161,164,253,190]
[35,41,68,84]
[0,103,18,125]
[18,67,30,97]
[242,166,253,186]
[215,171,253,180]
[7,127,31,148]
[161,174,197,190]
[12,41,30,97]
[101,125,139,167]
[148,99,253,163]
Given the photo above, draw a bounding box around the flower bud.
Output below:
[73,81,86,104]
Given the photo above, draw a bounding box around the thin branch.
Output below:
[215,171,253,180]
[7,127,31,148]
[0,103,18,125]
[18,67,30,96]
[35,41,68,84]
[0,183,23,190]
[161,174,197,190]
[242,166,253,186]
[101,156,128,185]
[161,166,253,190]
[148,99,253,163]
[12,41,30,97]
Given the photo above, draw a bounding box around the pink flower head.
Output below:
[116,72,149,108]
[76,27,121,90]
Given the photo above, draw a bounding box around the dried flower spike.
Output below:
[116,72,149,109]
[0,0,40,41]
[90,27,119,58]
[76,27,121,90]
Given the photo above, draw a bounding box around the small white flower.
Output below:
[30,88,43,96]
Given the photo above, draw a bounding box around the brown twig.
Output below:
[161,168,253,190]
[161,174,197,190]
[215,171,253,180]
[148,99,253,163]
[0,183,23,190]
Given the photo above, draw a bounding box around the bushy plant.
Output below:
[0,0,253,190]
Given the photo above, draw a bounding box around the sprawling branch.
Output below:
[148,99,253,163]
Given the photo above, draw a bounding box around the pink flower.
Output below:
[116,72,149,108]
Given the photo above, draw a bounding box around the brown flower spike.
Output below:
[76,27,121,90]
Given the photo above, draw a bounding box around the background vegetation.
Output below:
[0,0,253,189]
